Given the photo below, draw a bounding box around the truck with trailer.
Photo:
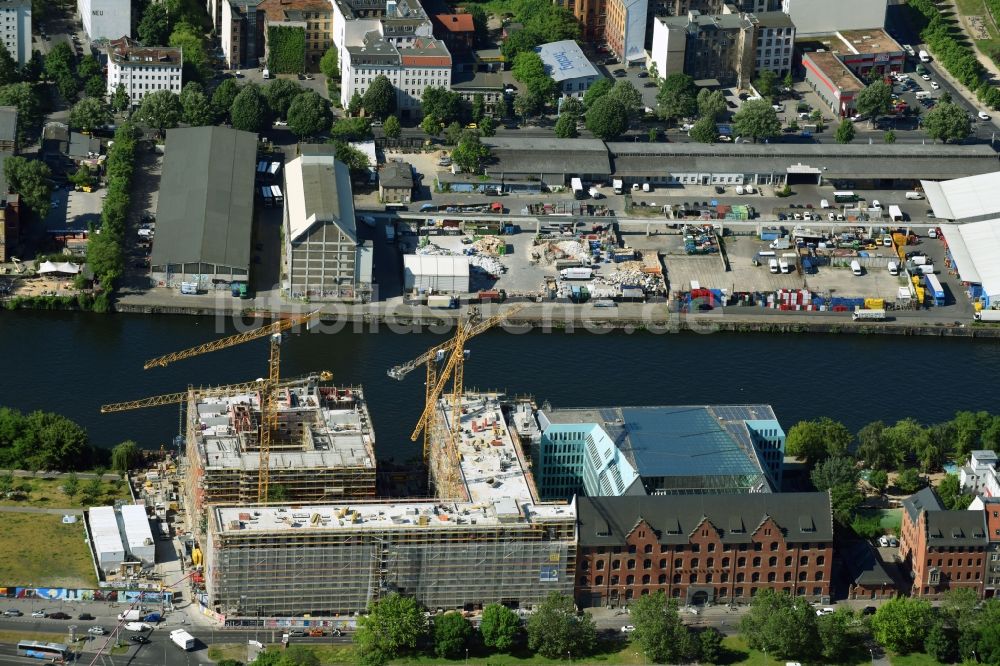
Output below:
[560,267,593,280]
[853,309,887,321]
[919,49,931,62]
[571,178,585,200]
[975,310,1000,322]
[170,629,195,651]
[888,205,904,222]
[118,609,143,622]
[613,179,623,194]
[924,274,945,305]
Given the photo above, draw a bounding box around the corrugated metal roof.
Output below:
[404,254,470,277]
[151,126,257,271]
[920,172,1000,222]
[0,106,17,143]
[535,40,600,83]
[940,221,1000,297]
[284,154,357,243]
[89,506,125,558]
[120,504,154,551]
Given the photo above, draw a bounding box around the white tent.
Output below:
[403,255,470,293]
[38,261,81,275]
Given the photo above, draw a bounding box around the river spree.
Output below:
[2,311,999,460]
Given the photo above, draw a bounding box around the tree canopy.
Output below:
[732,99,781,142]
[526,592,597,660]
[452,133,490,173]
[137,90,183,133]
[433,612,472,659]
[697,88,727,121]
[287,90,331,138]
[354,593,427,666]
[856,81,893,119]
[785,417,853,464]
[179,82,214,126]
[5,156,53,218]
[512,51,555,102]
[362,75,396,120]
[630,591,698,664]
[330,116,373,142]
[835,118,856,143]
[263,78,304,118]
[230,84,270,133]
[0,407,96,471]
[923,101,972,143]
[583,78,613,109]
[871,597,933,654]
[69,97,111,134]
[585,96,629,140]
[739,589,819,661]
[110,441,141,474]
[319,47,339,80]
[689,114,718,143]
[656,73,698,122]
[480,603,520,652]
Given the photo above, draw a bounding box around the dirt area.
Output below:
[11,275,79,297]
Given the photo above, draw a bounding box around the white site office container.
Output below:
[120,504,156,565]
[89,506,126,574]
[403,255,470,293]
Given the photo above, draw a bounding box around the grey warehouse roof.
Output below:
[0,106,17,143]
[284,153,356,243]
[577,492,833,547]
[921,171,1000,221]
[484,137,611,177]
[151,126,258,271]
[535,40,600,83]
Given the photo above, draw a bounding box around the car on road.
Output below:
[980,111,991,120]
[643,81,656,88]
[88,626,106,635]
[3,609,22,617]
[288,629,307,637]
[862,606,877,616]
[309,628,325,637]
[930,81,940,90]
[637,71,648,78]
[31,610,46,618]
[234,71,243,78]
[921,73,931,80]
[304,74,314,80]
[621,625,636,633]
[129,634,150,644]
[815,608,835,616]
[48,612,71,620]
[274,120,287,127]
[613,69,626,77]
[78,613,95,620]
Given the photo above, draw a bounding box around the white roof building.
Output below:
[922,172,1000,222]
[535,40,602,98]
[404,254,469,293]
[89,506,126,574]
[939,221,1000,304]
[120,504,155,565]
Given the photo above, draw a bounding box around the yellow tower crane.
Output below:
[387,305,525,464]
[140,310,320,503]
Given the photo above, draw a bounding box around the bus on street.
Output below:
[17,640,71,662]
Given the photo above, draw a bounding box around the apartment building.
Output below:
[605,0,647,64]
[105,38,183,107]
[0,0,31,65]
[900,488,988,598]
[78,0,130,41]
[575,492,833,608]
[221,0,266,69]
[342,32,451,115]
[968,496,1000,597]
[671,0,782,14]
[573,0,606,47]
[750,11,794,77]
[650,11,754,88]
[781,0,887,37]
[535,41,601,98]
[262,0,333,69]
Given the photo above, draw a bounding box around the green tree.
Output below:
[699,627,723,663]
[857,421,895,470]
[811,456,859,491]
[499,30,539,61]
[330,116,372,142]
[554,112,578,138]
[330,141,370,177]
[940,91,952,105]
[512,51,555,101]
[138,3,171,46]
[179,82,214,126]
[433,612,472,659]
[421,86,465,124]
[480,603,520,652]
[884,129,896,144]
[444,121,463,146]
[319,46,339,80]
[925,621,958,663]
[896,468,924,494]
[610,79,643,116]
[585,96,628,140]
[20,50,44,83]
[471,93,485,121]
[868,469,889,494]
[817,609,857,662]
[383,114,401,139]
[44,42,76,84]
[631,591,697,664]
[786,417,853,464]
[856,81,892,120]
[871,597,933,654]
[452,133,490,173]
[884,418,931,468]
[169,23,208,81]
[468,5,488,41]
[137,89,183,134]
[82,476,103,505]
[740,589,818,661]
[69,97,111,133]
[830,482,864,524]
[479,115,496,137]
[0,42,19,87]
[420,113,440,136]
[783,71,794,90]
[263,78,304,118]
[110,440,141,474]
[924,102,972,143]
[513,90,544,119]
[354,593,426,666]
[732,99,781,143]
[754,70,778,98]
[230,84,269,132]
[84,75,105,99]
[348,91,363,115]
[286,91,331,138]
[583,77,613,109]
[835,118,856,143]
[0,82,41,143]
[5,156,52,218]
[212,78,240,115]
[656,73,698,123]
[697,88,727,121]
[951,411,991,457]
[689,114,718,143]
[526,592,597,660]
[937,473,971,510]
[362,75,396,120]
[62,472,79,500]
[78,55,101,81]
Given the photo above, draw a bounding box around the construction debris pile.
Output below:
[683,225,719,255]
[417,242,507,277]
[472,236,506,256]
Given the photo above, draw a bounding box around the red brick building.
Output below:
[900,488,988,598]
[574,492,833,608]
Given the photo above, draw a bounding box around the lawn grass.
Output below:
[858,507,902,533]
[0,513,97,588]
[0,475,129,509]
[954,0,1000,65]
[208,644,252,662]
[891,652,947,665]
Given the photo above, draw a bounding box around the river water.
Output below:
[3,310,999,461]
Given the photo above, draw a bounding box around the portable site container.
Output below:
[89,506,126,574]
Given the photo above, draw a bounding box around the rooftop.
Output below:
[541,405,774,480]
[106,37,183,67]
[0,106,16,144]
[535,40,600,83]
[484,137,611,177]
[751,11,795,29]
[119,504,154,551]
[921,171,1000,222]
[803,50,864,93]
[926,511,987,547]
[284,153,356,243]
[836,28,903,56]
[259,0,331,22]
[432,13,474,33]
[938,221,1000,297]
[903,487,942,523]
[576,492,833,547]
[191,378,376,473]
[842,540,895,587]
[380,160,413,188]
[661,11,751,31]
[151,126,257,271]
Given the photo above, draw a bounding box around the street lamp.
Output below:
[869,647,874,666]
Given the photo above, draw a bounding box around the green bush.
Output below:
[267,26,305,74]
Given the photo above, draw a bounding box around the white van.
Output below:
[779,258,790,273]
[642,182,651,192]
[851,260,863,276]
[887,261,899,276]
[916,91,932,100]
[820,199,830,209]
[905,191,924,200]
[262,68,271,79]
[769,258,779,273]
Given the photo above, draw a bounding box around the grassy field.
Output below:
[0,513,97,588]
[955,0,1000,66]
[0,475,129,509]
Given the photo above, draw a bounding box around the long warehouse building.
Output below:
[202,393,576,617]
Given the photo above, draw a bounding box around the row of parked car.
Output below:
[3,609,79,619]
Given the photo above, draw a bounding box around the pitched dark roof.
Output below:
[902,487,942,524]
[926,511,987,547]
[577,492,832,547]
[151,126,257,271]
[842,540,895,587]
